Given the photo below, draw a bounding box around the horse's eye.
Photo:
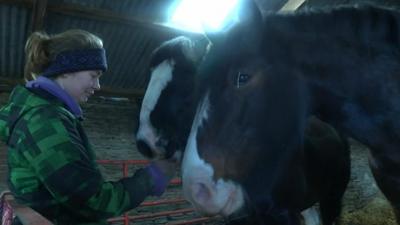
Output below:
[236,72,252,88]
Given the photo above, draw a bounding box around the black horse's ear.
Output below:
[205,0,262,53]
[203,0,262,45]
[202,27,228,50]
[237,0,263,28]
[191,35,212,64]
[201,0,263,58]
[233,0,263,51]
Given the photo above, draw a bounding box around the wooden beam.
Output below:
[0,77,24,86]
[95,86,144,99]
[0,0,32,8]
[31,0,48,32]
[279,0,307,12]
[0,77,24,93]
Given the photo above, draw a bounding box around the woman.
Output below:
[0,29,176,224]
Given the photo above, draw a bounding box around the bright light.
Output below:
[167,0,240,33]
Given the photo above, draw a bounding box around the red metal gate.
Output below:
[97,159,221,225]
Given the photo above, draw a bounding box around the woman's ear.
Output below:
[54,78,65,89]
[59,73,70,78]
[61,72,77,79]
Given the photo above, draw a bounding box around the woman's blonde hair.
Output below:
[24,29,104,81]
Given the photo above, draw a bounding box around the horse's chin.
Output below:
[165,151,182,164]
[137,145,167,160]
[136,141,155,159]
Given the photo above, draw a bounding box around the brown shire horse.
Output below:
[181,0,400,224]
[135,36,350,224]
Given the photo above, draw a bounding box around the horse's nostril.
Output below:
[136,139,154,158]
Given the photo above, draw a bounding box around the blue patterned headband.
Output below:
[41,48,107,77]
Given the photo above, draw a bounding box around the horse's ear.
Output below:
[191,35,212,64]
[206,0,262,40]
[237,0,263,29]
[233,0,263,51]
[202,26,228,50]
[201,0,262,59]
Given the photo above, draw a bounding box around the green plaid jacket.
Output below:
[0,86,154,225]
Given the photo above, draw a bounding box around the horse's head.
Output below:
[181,0,309,219]
[181,62,307,216]
[135,36,209,159]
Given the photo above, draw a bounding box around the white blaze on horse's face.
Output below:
[182,93,245,216]
[136,60,175,156]
[301,207,321,225]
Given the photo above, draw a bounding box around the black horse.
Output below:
[135,36,350,224]
[135,36,204,160]
[183,92,350,225]
[181,0,400,224]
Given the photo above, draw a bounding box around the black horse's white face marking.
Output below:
[182,93,245,216]
[135,36,206,159]
[301,207,321,225]
[136,59,175,158]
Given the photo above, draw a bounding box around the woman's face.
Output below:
[56,70,102,103]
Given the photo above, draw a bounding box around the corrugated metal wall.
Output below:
[0,0,192,96]
[0,4,31,79]
[1,0,399,97]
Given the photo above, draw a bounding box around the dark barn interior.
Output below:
[1,0,400,224]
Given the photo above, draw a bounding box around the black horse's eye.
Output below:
[236,72,252,88]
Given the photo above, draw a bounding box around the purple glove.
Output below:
[145,163,169,196]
